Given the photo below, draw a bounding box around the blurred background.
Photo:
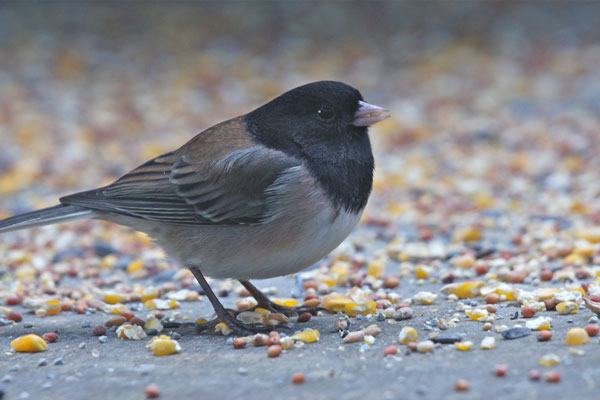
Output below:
[1,1,599,227]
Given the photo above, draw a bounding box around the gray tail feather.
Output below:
[0,204,93,233]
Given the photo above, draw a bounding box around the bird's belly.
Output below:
[150,207,361,280]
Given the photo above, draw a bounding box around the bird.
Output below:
[0,81,389,334]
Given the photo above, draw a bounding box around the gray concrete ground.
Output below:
[1,277,599,400]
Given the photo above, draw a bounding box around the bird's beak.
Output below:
[353,101,391,127]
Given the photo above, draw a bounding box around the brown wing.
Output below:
[60,118,302,225]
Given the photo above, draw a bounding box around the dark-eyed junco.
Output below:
[0,81,389,333]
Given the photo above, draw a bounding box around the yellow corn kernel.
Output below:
[100,254,118,269]
[104,293,126,305]
[556,301,578,315]
[292,329,320,343]
[538,354,561,367]
[442,281,483,299]
[46,299,62,316]
[146,335,181,356]
[565,328,589,346]
[331,261,351,285]
[11,334,48,352]
[127,259,145,274]
[398,326,418,344]
[454,227,483,242]
[415,265,430,280]
[214,322,232,336]
[564,253,586,265]
[272,298,299,308]
[322,293,354,313]
[367,259,385,279]
[452,255,476,269]
[577,228,600,244]
[465,309,488,321]
[343,300,376,317]
[454,341,473,351]
[254,307,270,316]
[140,289,159,302]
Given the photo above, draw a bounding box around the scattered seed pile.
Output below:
[1,3,600,399]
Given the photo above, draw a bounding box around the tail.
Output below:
[0,204,93,234]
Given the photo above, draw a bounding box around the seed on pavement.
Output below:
[521,307,536,318]
[42,332,58,343]
[538,354,560,367]
[454,379,470,392]
[454,341,473,351]
[537,330,552,342]
[529,370,541,381]
[495,364,508,377]
[6,312,22,322]
[565,328,589,346]
[383,345,398,356]
[416,340,434,353]
[291,372,305,384]
[11,334,48,352]
[545,371,561,383]
[145,384,160,398]
[267,344,282,358]
[398,327,418,344]
[584,324,599,337]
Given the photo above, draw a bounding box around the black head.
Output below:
[245,81,388,213]
[246,81,369,150]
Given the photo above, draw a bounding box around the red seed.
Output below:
[105,317,127,327]
[291,372,305,384]
[130,317,145,327]
[475,264,489,276]
[6,311,23,322]
[407,342,418,352]
[544,299,557,311]
[575,269,591,280]
[383,345,398,356]
[92,326,106,336]
[521,307,536,318]
[529,370,541,381]
[510,272,526,284]
[454,379,470,392]
[6,296,22,306]
[545,371,561,383]
[297,312,311,323]
[267,344,282,358]
[252,334,269,347]
[145,384,160,399]
[303,280,318,291]
[485,293,499,304]
[383,276,400,289]
[303,298,320,308]
[75,304,87,314]
[232,338,246,349]
[486,305,497,314]
[585,324,599,337]
[42,332,58,343]
[495,364,508,377]
[120,311,135,320]
[537,330,552,342]
[540,269,553,282]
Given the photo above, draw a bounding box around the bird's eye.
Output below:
[317,105,335,121]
